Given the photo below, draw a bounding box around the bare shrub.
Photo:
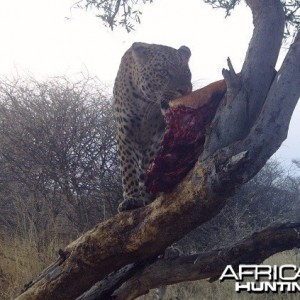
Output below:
[0,76,122,236]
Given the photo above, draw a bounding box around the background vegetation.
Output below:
[0,77,123,299]
[0,76,299,299]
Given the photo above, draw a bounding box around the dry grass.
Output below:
[0,229,67,300]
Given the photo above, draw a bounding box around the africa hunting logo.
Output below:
[219,265,300,293]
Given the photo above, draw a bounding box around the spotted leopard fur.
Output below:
[113,42,192,212]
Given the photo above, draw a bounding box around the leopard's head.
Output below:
[131,42,192,111]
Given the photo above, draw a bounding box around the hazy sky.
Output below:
[0,0,298,168]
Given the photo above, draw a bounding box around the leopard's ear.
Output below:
[131,42,151,63]
[178,46,191,62]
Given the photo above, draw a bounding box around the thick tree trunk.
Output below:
[16,0,300,299]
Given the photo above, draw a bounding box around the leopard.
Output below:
[113,42,192,212]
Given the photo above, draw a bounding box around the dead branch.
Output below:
[111,222,300,299]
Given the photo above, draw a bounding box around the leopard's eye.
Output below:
[157,69,169,77]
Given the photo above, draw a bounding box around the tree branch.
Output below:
[112,222,300,299]
[217,27,300,181]
[203,0,285,157]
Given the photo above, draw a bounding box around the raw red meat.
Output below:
[145,80,227,194]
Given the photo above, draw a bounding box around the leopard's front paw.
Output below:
[118,198,145,212]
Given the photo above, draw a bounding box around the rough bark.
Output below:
[111,222,300,299]
[203,0,285,157]
[16,0,300,299]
